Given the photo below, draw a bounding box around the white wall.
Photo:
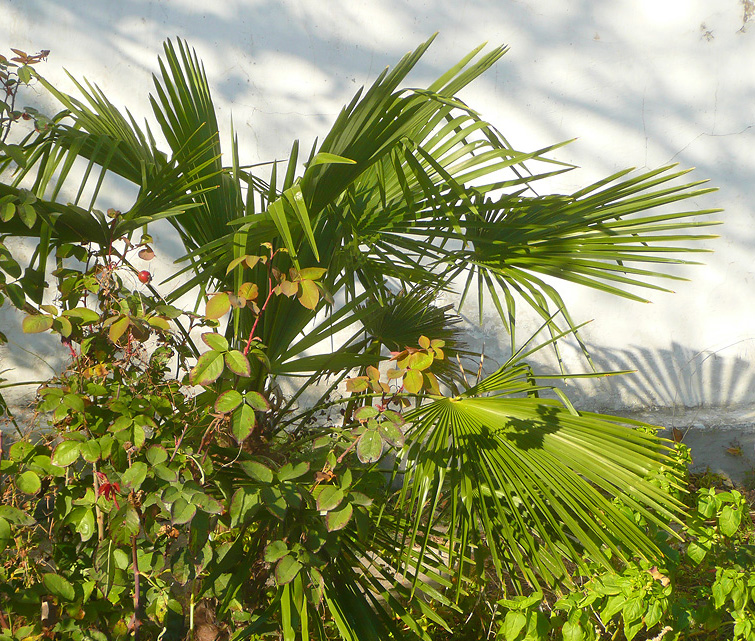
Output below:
[2,0,754,424]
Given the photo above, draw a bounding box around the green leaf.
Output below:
[356,429,383,463]
[79,440,101,463]
[719,505,741,537]
[403,368,423,393]
[230,487,260,527]
[18,203,36,228]
[22,314,53,334]
[172,497,197,525]
[63,307,101,323]
[5,282,25,308]
[0,506,35,527]
[503,611,527,641]
[354,405,379,421]
[326,502,353,531]
[214,389,243,413]
[95,540,116,597]
[562,619,583,641]
[264,540,289,563]
[0,201,15,222]
[232,403,256,442]
[51,440,80,467]
[109,504,140,544]
[146,445,168,466]
[0,517,10,553]
[43,573,75,601]
[16,470,41,495]
[277,461,309,482]
[275,555,303,586]
[297,279,320,309]
[206,292,231,319]
[245,391,269,411]
[687,542,707,564]
[121,462,148,490]
[309,152,356,166]
[224,350,251,377]
[316,486,344,512]
[298,267,327,280]
[76,508,96,542]
[108,315,130,343]
[190,350,224,386]
[202,332,228,352]
[378,421,405,448]
[240,460,274,484]
[408,351,433,371]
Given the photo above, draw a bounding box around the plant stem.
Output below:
[132,535,140,640]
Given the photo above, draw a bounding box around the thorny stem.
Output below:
[244,247,276,355]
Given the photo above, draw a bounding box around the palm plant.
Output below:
[0,36,720,639]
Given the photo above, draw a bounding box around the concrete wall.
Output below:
[2,0,755,428]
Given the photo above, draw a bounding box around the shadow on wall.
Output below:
[566,339,755,421]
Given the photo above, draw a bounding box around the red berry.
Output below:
[138,270,151,284]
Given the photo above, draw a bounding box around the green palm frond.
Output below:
[395,352,686,591]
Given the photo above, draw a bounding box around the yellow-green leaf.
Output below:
[22,314,53,334]
[206,292,231,320]
[190,351,224,386]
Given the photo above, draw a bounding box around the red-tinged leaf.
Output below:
[205,293,231,319]
[22,314,52,334]
[326,502,353,531]
[382,410,405,426]
[237,282,258,301]
[51,440,80,467]
[225,255,246,274]
[225,350,251,377]
[297,279,320,310]
[201,332,228,352]
[215,390,243,413]
[418,335,431,349]
[403,369,423,394]
[346,377,369,392]
[366,365,380,380]
[108,316,130,343]
[240,460,273,483]
[378,421,405,448]
[171,497,196,525]
[356,429,383,463]
[190,350,224,386]
[264,540,288,563]
[275,555,302,585]
[277,279,298,297]
[246,391,269,411]
[316,486,344,512]
[138,247,155,260]
[232,404,256,443]
[354,406,378,421]
[298,267,326,280]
